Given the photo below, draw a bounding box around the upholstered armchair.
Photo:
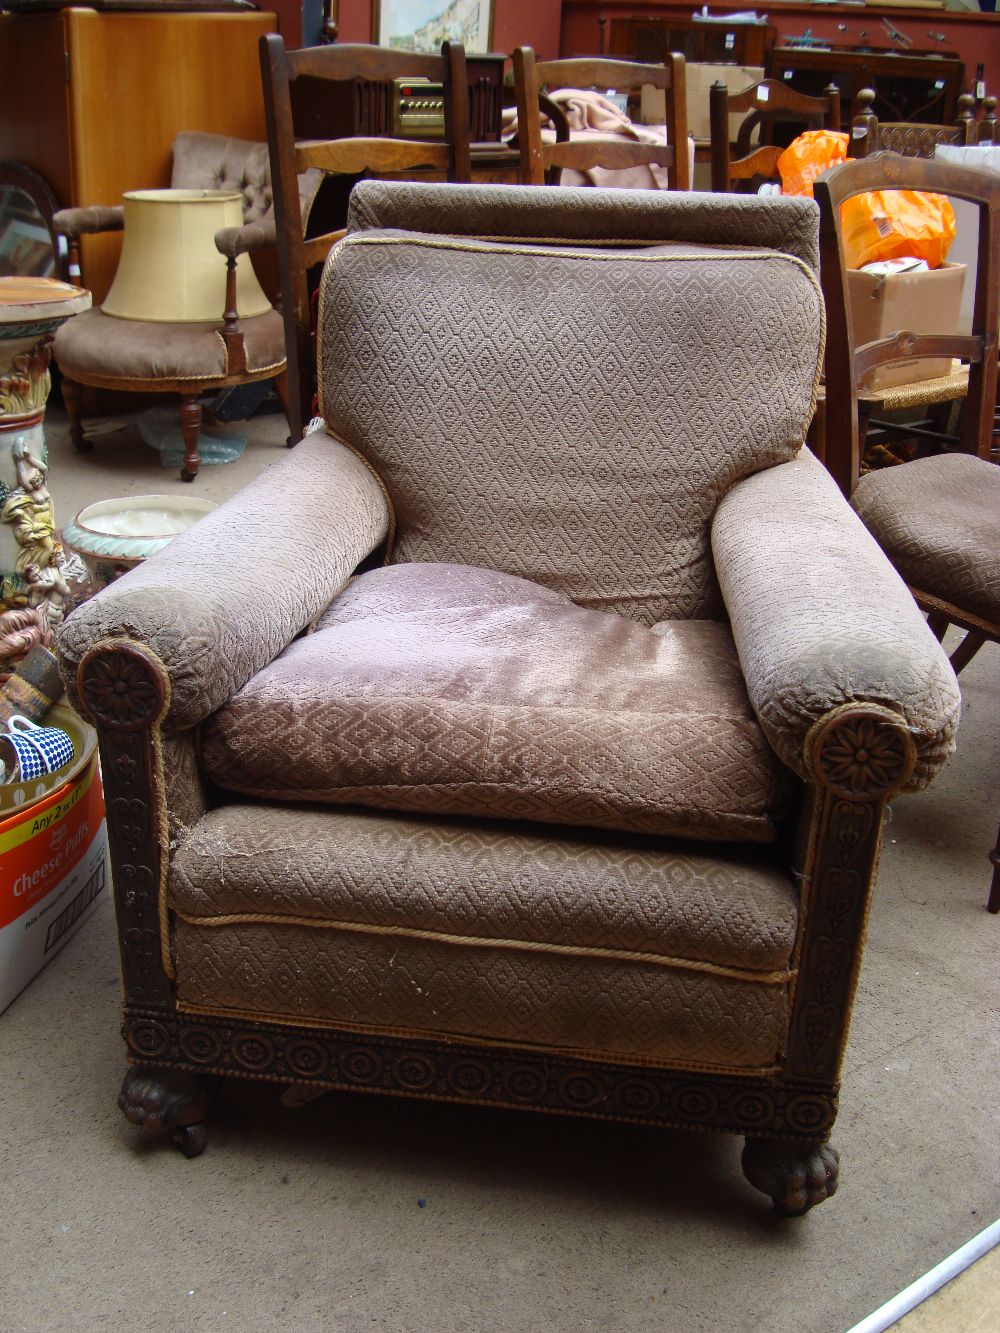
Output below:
[51,131,321,480]
[58,182,960,1215]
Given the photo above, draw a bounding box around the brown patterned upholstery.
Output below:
[55,185,965,1203]
[851,454,1000,627]
[201,562,791,840]
[319,218,823,624]
[53,306,286,385]
[713,448,961,789]
[346,180,822,272]
[170,803,798,1067]
[59,433,391,729]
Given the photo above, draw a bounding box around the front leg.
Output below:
[118,1065,218,1158]
[742,1137,840,1216]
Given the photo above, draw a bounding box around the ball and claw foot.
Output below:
[742,1137,840,1216]
[118,1065,216,1158]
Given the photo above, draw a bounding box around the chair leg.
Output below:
[61,377,91,453]
[179,393,202,482]
[274,369,295,447]
[949,629,987,674]
[926,611,950,643]
[119,1065,218,1157]
[988,825,1000,914]
[742,1137,839,1216]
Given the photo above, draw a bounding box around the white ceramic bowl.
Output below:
[62,493,216,590]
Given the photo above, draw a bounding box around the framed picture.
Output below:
[374,0,493,55]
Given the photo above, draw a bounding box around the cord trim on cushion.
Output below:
[318,234,826,431]
[170,907,795,985]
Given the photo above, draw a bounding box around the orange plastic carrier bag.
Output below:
[839,190,956,269]
[777,130,849,198]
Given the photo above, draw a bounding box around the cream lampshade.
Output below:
[102,189,271,323]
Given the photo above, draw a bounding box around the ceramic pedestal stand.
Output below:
[0,277,91,667]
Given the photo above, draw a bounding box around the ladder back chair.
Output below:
[260,36,472,445]
[849,87,978,159]
[815,152,1000,912]
[512,49,690,191]
[709,77,840,194]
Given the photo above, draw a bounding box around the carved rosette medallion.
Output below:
[79,644,167,731]
[811,710,915,802]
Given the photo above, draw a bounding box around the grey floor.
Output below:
[0,403,997,1332]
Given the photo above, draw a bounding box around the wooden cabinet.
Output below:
[0,8,276,302]
[766,46,965,125]
[608,16,775,67]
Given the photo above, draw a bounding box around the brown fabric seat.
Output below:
[201,562,791,841]
[53,305,286,388]
[170,803,799,1068]
[851,453,1000,625]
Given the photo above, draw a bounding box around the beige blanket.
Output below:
[503,88,674,190]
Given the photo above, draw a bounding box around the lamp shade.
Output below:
[102,189,271,323]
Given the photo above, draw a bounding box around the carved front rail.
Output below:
[77,640,174,1011]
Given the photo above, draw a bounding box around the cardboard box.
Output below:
[640,63,764,142]
[0,757,108,1014]
[847,261,966,392]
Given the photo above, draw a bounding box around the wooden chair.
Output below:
[260,36,472,445]
[825,97,988,464]
[512,49,690,191]
[849,87,978,159]
[709,78,840,194]
[815,152,1000,911]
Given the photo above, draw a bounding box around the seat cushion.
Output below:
[170,803,799,1069]
[52,306,285,388]
[200,563,791,841]
[852,453,1000,626]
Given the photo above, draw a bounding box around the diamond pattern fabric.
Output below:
[346,180,822,273]
[170,802,797,1067]
[60,433,391,729]
[712,448,961,789]
[200,563,791,840]
[319,225,824,625]
[851,453,1000,627]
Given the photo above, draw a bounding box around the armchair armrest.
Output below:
[53,205,124,237]
[711,447,960,791]
[214,216,277,259]
[59,433,390,730]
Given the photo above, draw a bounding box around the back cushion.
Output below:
[320,233,823,623]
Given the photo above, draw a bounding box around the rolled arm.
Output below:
[214,216,277,259]
[712,448,960,791]
[53,205,124,237]
[59,433,390,730]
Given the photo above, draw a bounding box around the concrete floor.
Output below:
[0,403,997,1332]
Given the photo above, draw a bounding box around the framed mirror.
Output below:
[0,162,60,279]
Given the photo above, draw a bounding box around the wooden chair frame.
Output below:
[709,78,840,194]
[849,87,978,160]
[814,151,999,498]
[512,48,690,191]
[260,36,472,444]
[817,154,1000,914]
